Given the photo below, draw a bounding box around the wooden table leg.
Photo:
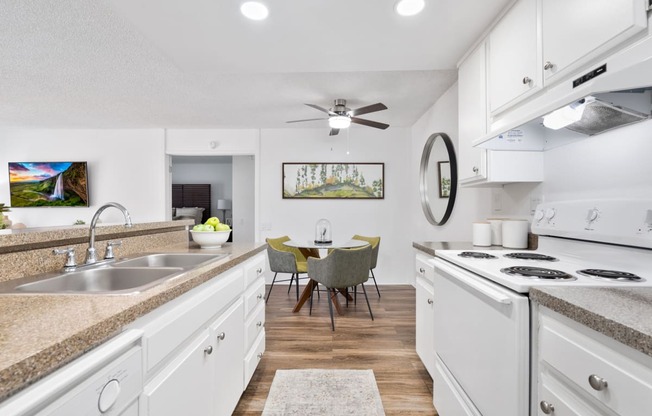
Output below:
[293,279,317,313]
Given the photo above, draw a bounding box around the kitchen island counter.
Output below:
[0,239,266,401]
[531,287,652,358]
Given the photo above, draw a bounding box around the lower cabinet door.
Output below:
[142,331,213,416]
[416,276,435,377]
[211,299,245,416]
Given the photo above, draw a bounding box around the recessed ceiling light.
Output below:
[240,2,269,20]
[395,0,425,16]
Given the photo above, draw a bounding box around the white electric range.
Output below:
[431,199,652,416]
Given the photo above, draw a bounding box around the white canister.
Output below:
[472,222,492,247]
[487,219,503,246]
[502,220,530,249]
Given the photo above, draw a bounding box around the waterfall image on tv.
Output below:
[8,162,89,207]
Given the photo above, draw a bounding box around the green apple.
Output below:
[216,223,230,231]
[205,217,220,228]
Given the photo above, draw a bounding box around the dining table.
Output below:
[283,239,370,315]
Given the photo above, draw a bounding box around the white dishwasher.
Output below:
[0,329,143,416]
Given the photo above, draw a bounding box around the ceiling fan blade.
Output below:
[305,103,335,115]
[350,117,390,130]
[286,117,328,124]
[329,128,340,136]
[350,103,387,117]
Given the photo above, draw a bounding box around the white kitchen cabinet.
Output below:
[415,253,435,378]
[458,37,544,186]
[242,254,266,389]
[142,331,214,416]
[458,41,488,183]
[488,0,541,115]
[535,307,652,416]
[541,0,648,85]
[211,300,245,416]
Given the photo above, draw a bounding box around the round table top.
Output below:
[283,239,369,249]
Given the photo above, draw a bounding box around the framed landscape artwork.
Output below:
[8,162,89,207]
[283,163,384,199]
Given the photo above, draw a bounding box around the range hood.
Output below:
[474,35,652,151]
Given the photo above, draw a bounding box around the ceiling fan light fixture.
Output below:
[329,116,351,129]
[395,0,425,16]
[240,2,269,20]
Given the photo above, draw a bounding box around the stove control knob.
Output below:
[98,379,121,413]
[534,209,545,223]
[586,208,599,223]
[544,208,556,221]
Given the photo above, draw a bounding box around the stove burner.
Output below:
[501,266,575,280]
[504,253,558,261]
[577,269,644,282]
[458,251,497,259]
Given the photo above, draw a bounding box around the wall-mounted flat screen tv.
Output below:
[8,162,89,207]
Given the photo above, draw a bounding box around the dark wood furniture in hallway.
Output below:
[233,285,438,415]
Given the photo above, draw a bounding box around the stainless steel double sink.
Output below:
[0,253,228,295]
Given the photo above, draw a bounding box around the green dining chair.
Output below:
[352,235,381,297]
[265,236,310,302]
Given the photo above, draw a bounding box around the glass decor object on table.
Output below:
[314,219,332,244]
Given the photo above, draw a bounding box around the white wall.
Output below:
[410,83,493,248]
[0,129,166,227]
[171,160,233,218]
[500,119,652,216]
[232,155,255,242]
[259,127,412,284]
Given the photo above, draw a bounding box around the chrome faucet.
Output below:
[85,202,133,264]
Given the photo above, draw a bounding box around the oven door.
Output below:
[433,258,529,416]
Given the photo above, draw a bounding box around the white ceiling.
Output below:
[0,0,511,130]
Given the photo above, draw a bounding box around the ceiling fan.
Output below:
[286,99,389,136]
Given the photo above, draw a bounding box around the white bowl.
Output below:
[190,230,231,249]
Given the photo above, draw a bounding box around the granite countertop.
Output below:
[531,287,652,358]
[0,241,266,401]
[413,241,513,256]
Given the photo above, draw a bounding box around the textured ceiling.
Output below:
[0,0,511,130]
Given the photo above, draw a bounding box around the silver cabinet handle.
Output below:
[472,166,479,173]
[419,267,425,274]
[257,293,263,300]
[588,374,608,391]
[256,267,263,274]
[540,401,554,414]
[256,321,263,327]
[204,345,213,355]
[257,352,263,359]
[427,298,433,305]
[522,76,531,85]
[217,332,226,341]
[544,61,554,70]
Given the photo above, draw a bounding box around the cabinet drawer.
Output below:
[244,278,265,318]
[244,332,265,388]
[538,369,603,416]
[244,254,266,288]
[539,311,652,416]
[415,254,435,283]
[143,268,243,373]
[245,303,265,352]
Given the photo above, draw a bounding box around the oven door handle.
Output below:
[435,259,513,306]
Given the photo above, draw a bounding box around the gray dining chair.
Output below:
[307,245,373,331]
[265,236,309,302]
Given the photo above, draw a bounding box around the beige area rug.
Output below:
[262,369,386,416]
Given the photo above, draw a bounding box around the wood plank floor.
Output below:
[233,284,438,415]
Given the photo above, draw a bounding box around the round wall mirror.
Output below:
[419,132,457,226]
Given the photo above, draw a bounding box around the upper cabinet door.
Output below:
[458,41,488,183]
[542,0,648,84]
[488,0,541,115]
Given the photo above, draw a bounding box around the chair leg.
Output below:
[296,273,300,301]
[361,283,374,321]
[266,272,278,303]
[327,288,335,331]
[287,273,294,294]
[371,269,381,297]
[309,282,316,315]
